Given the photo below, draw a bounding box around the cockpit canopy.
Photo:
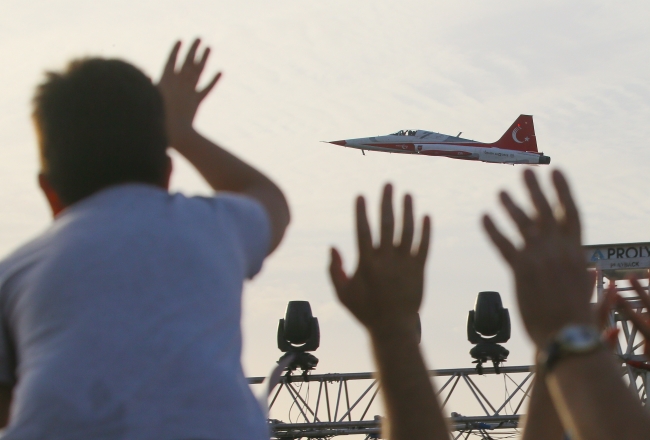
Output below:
[391,129,418,136]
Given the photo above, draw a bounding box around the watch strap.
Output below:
[539,325,604,374]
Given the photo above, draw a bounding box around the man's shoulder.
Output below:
[187,192,268,217]
[68,184,266,220]
[0,231,51,287]
[0,187,270,284]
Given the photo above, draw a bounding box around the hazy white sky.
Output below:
[2,0,650,425]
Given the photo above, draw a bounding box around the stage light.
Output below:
[277,301,320,373]
[467,291,510,374]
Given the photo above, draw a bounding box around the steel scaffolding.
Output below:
[587,242,650,407]
[249,365,534,439]
[250,242,650,439]
[599,276,650,406]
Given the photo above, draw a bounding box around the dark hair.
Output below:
[33,58,168,205]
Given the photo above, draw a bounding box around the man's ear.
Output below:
[38,174,66,217]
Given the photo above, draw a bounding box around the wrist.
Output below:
[367,317,421,345]
[547,345,611,378]
[168,126,199,150]
[369,328,421,363]
[537,324,605,376]
[531,314,595,349]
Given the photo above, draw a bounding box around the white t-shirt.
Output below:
[0,184,271,440]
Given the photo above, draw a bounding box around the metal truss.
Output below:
[599,274,650,406]
[249,244,649,439]
[248,365,534,439]
[248,277,650,440]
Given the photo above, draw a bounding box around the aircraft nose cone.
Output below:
[329,140,347,146]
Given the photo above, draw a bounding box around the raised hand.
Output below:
[158,39,221,147]
[329,184,431,338]
[483,170,594,347]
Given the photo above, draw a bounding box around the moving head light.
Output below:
[277,301,320,373]
[467,291,510,374]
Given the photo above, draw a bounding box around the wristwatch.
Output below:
[538,325,604,374]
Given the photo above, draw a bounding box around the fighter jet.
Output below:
[327,114,550,165]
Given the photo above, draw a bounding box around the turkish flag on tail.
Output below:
[493,115,538,152]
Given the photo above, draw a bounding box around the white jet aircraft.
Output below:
[327,115,550,165]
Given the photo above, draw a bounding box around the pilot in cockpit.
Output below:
[392,129,418,136]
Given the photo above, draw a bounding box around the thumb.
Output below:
[329,247,349,299]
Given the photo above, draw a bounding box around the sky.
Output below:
[2,0,650,428]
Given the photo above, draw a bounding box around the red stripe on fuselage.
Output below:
[362,143,475,156]
[420,150,473,157]
[362,142,541,155]
[364,143,416,152]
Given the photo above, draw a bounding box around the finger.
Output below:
[416,215,431,265]
[586,269,598,302]
[197,47,211,72]
[181,38,202,74]
[379,184,395,249]
[598,282,618,328]
[482,215,517,264]
[356,196,373,257]
[499,191,534,239]
[329,247,349,299]
[523,169,555,229]
[552,170,581,238]
[198,72,222,100]
[398,194,414,254]
[630,276,650,312]
[617,296,650,343]
[163,41,182,76]
[602,327,620,351]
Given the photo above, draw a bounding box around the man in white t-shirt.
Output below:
[0,39,290,439]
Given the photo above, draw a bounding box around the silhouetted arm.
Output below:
[169,129,289,253]
[547,349,650,439]
[158,39,290,253]
[520,370,565,440]
[329,185,448,440]
[484,169,650,440]
[368,327,443,440]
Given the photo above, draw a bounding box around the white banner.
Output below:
[584,242,650,270]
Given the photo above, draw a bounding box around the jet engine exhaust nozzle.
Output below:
[539,155,551,165]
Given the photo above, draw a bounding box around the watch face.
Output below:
[559,326,600,353]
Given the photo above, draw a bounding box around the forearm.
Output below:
[521,373,565,440]
[370,330,449,440]
[172,130,270,192]
[173,130,290,251]
[546,349,650,440]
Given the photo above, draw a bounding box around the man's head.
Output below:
[33,58,171,214]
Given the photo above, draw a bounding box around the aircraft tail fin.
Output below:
[493,115,538,152]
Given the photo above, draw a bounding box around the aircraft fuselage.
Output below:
[337,138,548,165]
[328,115,551,165]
